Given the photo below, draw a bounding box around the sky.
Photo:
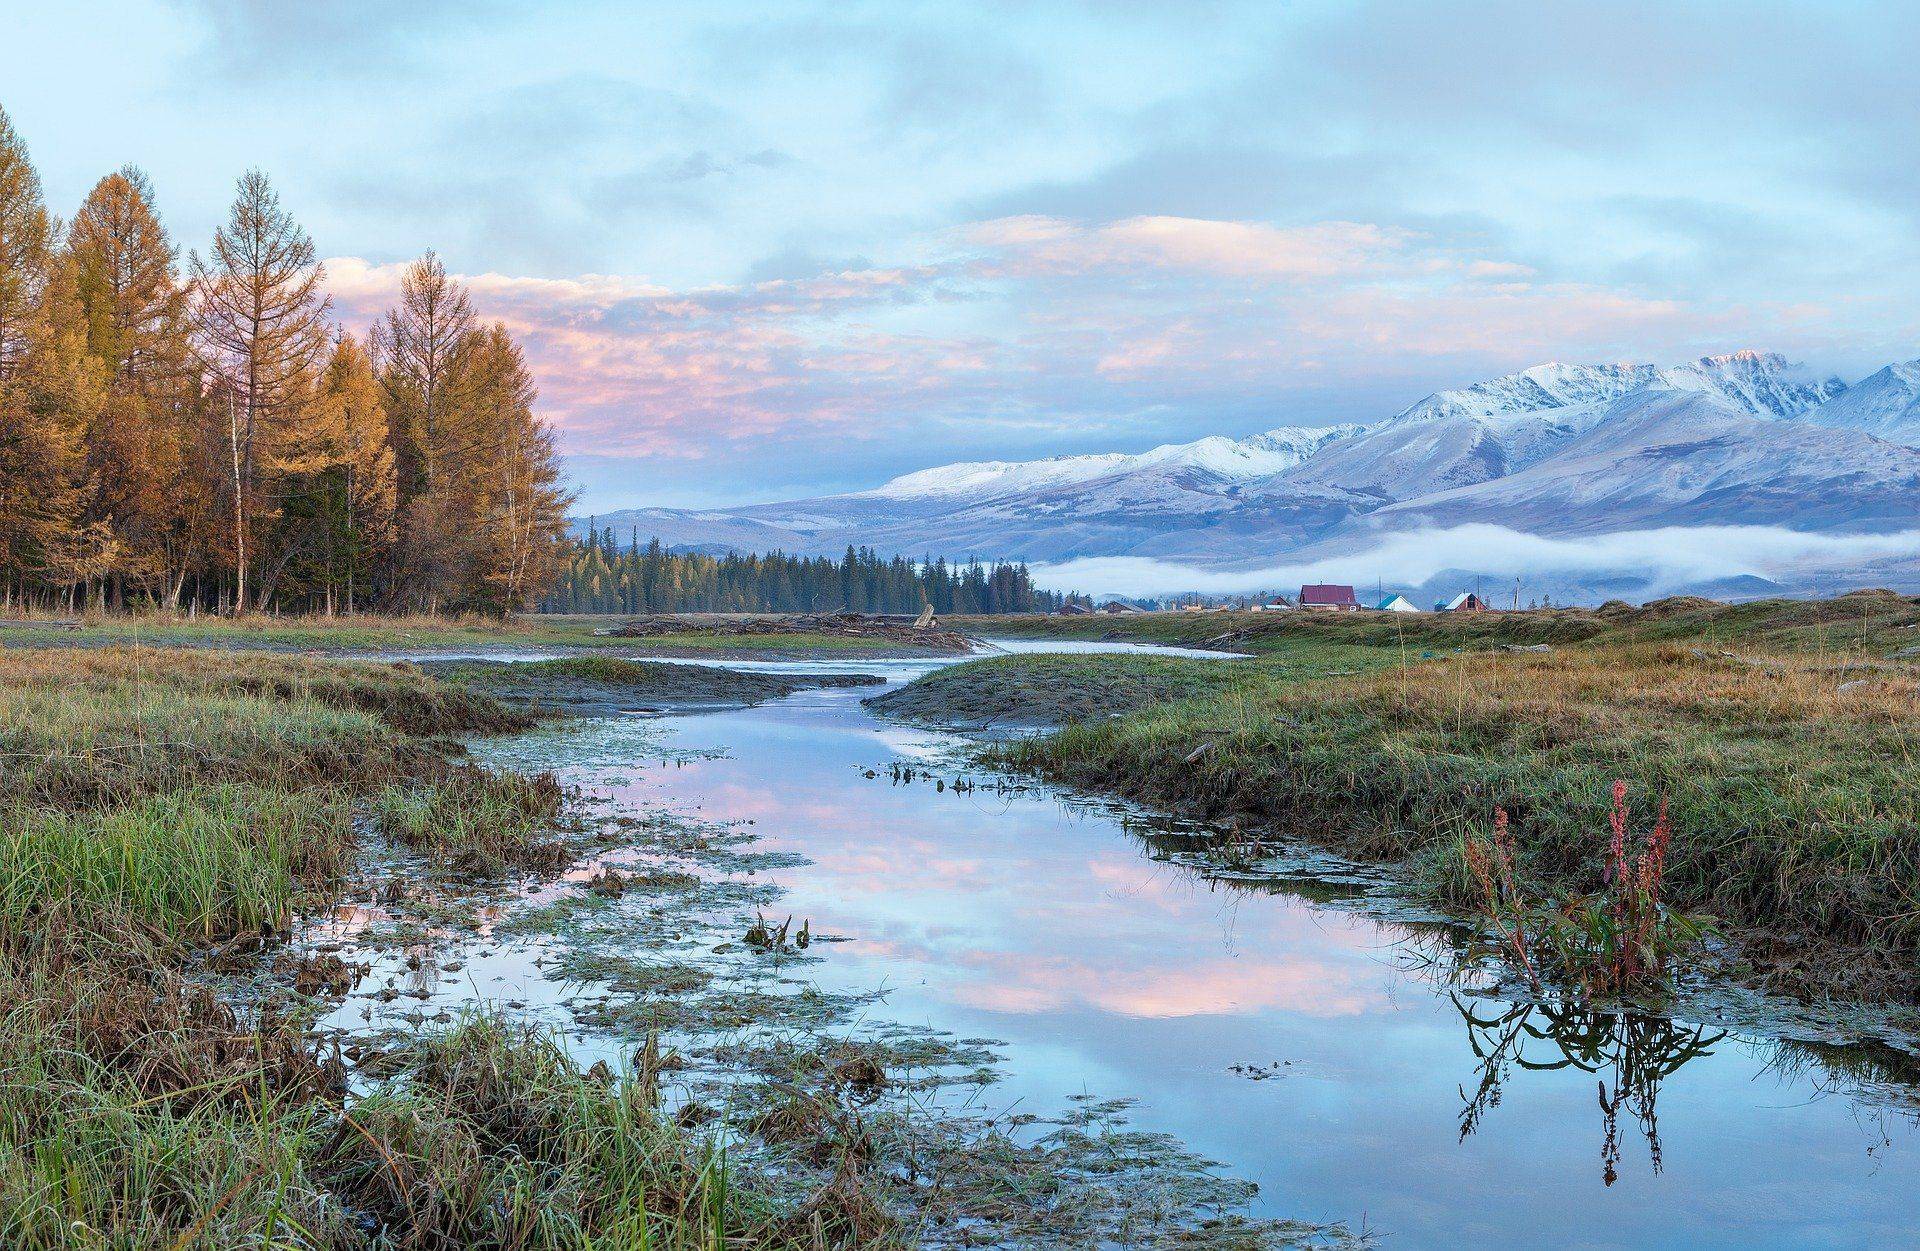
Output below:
[4,0,1918,513]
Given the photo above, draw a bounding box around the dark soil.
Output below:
[419,656,884,714]
[601,612,975,654]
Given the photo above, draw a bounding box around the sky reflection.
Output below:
[576,687,1920,1247]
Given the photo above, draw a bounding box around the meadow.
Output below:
[0,609,948,659]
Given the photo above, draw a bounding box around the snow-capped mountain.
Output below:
[860,424,1363,501]
[1801,359,1920,447]
[1373,389,1920,533]
[580,349,1920,593]
[1382,352,1840,428]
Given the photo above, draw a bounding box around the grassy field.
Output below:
[0,610,959,658]
[0,646,892,1248]
[952,590,1920,657]
[428,655,883,716]
[967,591,1920,1001]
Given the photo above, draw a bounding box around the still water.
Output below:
[343,643,1920,1247]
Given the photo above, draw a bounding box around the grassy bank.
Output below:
[0,646,886,1248]
[866,648,1384,727]
[984,592,1920,1001]
[953,589,1920,658]
[425,655,883,714]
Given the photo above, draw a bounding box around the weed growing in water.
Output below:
[1462,781,1713,998]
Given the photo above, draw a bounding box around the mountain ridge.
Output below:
[576,350,1920,591]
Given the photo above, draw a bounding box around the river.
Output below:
[316,641,1920,1247]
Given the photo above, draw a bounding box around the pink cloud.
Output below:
[321,214,1845,466]
[948,949,1383,1019]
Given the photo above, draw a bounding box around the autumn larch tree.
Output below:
[460,322,570,613]
[0,104,52,379]
[188,170,330,612]
[68,166,193,605]
[271,331,397,612]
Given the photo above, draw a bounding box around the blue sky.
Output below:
[4,0,1917,511]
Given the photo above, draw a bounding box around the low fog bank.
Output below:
[1030,524,1920,605]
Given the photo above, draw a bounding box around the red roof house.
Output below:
[1298,583,1359,611]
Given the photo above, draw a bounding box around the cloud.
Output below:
[323,201,1861,486]
[963,215,1408,279]
[1029,524,1920,598]
[162,0,509,80]
[323,254,979,457]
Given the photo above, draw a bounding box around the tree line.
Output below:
[0,105,570,616]
[544,530,1069,615]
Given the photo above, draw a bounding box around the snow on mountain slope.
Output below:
[859,424,1362,500]
[1372,390,1920,533]
[1382,351,1839,428]
[1264,351,1844,505]
[1274,398,1613,501]
[1801,360,1920,447]
[1662,350,1845,418]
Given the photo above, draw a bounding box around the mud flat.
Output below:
[599,612,977,656]
[418,655,884,714]
[864,652,1253,727]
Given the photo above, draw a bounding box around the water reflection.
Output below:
[1452,994,1725,1186]
[462,664,1920,1246]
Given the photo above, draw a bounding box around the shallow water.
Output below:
[328,643,1920,1247]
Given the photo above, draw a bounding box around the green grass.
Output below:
[953,588,1920,658]
[370,769,566,870]
[0,948,860,1249]
[0,647,529,807]
[0,611,938,657]
[0,644,912,1248]
[431,656,835,704]
[330,1013,883,1250]
[0,784,356,940]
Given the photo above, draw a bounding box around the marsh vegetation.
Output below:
[945,592,1920,1000]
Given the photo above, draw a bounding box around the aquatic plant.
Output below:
[369,767,567,871]
[1463,782,1712,998]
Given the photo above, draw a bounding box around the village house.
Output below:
[1298,584,1359,611]
[1438,592,1491,612]
[1372,593,1419,613]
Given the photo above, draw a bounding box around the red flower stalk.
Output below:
[1607,779,1629,886]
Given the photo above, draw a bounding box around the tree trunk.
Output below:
[227,390,247,615]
